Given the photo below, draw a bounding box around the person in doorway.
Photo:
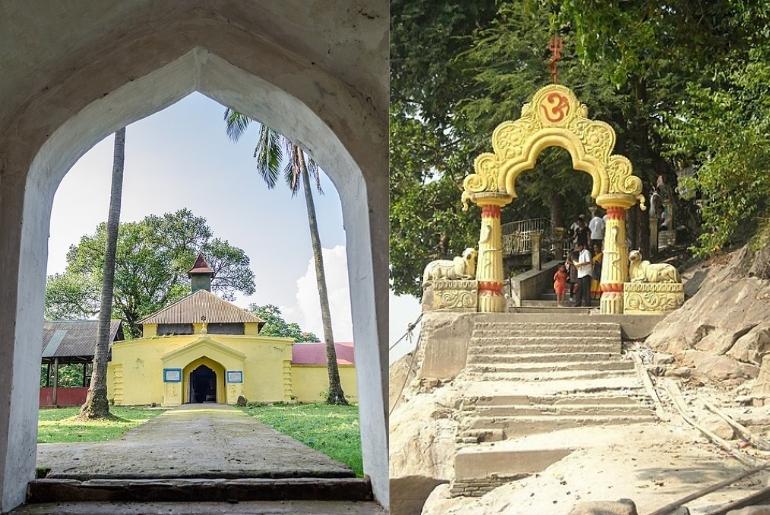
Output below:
[554,264,569,307]
[591,242,603,301]
[589,209,605,248]
[574,242,593,307]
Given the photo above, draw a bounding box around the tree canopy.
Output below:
[45,209,255,336]
[248,304,318,342]
[391,0,770,295]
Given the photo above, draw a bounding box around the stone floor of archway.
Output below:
[21,404,380,512]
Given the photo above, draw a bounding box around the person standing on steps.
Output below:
[574,242,593,307]
[589,208,605,248]
[574,216,590,249]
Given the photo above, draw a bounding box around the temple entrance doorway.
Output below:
[189,365,216,404]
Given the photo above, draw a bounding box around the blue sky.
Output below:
[49,92,422,348]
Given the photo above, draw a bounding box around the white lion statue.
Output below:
[628,250,680,283]
[422,248,478,286]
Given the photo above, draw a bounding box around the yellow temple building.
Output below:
[106,255,357,407]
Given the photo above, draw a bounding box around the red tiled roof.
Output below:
[292,342,354,365]
[188,253,214,275]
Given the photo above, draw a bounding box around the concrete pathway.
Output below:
[36,404,354,479]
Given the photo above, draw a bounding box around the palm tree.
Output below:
[80,127,126,419]
[224,109,348,405]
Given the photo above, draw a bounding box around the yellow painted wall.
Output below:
[109,333,294,406]
[291,365,358,403]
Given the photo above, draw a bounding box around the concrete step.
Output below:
[470,369,637,381]
[470,335,621,345]
[467,352,619,364]
[13,500,386,514]
[467,414,657,437]
[469,343,621,354]
[25,477,374,504]
[469,360,635,374]
[472,322,620,331]
[472,330,621,339]
[509,306,594,314]
[466,403,652,417]
[466,392,646,406]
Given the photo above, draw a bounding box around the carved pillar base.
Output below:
[597,195,636,315]
[473,193,512,313]
[600,291,624,314]
[623,282,684,314]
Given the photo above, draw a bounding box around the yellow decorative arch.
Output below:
[462,84,644,210]
[461,84,645,315]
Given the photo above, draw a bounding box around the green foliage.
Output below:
[240,403,362,476]
[45,209,255,336]
[37,406,165,443]
[390,0,663,293]
[40,363,89,387]
[392,0,770,269]
[248,304,318,342]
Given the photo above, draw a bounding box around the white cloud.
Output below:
[294,245,353,341]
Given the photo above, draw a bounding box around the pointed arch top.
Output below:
[462,84,644,210]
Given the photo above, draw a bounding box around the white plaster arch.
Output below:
[1,46,387,509]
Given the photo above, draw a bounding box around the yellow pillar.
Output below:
[597,195,635,314]
[474,193,512,313]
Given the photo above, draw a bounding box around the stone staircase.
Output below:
[450,319,656,497]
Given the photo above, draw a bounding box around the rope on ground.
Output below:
[389,313,423,351]
[704,401,770,452]
[629,351,669,422]
[647,463,770,515]
[663,378,759,467]
[704,484,770,515]
[388,323,423,418]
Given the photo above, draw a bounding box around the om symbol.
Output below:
[541,92,569,123]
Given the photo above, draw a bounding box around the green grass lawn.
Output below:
[240,403,363,476]
[37,406,165,443]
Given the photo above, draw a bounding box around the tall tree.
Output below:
[46,209,256,337]
[248,304,318,342]
[80,128,125,419]
[223,110,348,405]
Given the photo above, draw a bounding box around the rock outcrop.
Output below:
[645,245,770,385]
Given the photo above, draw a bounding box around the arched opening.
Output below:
[0,17,388,508]
[183,357,226,404]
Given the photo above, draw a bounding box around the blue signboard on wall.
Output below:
[163,368,182,383]
[226,370,243,383]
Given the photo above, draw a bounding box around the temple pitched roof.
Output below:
[139,289,263,326]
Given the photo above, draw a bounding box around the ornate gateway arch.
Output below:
[462,84,646,314]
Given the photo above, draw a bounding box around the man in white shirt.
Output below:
[589,210,605,248]
[575,242,593,307]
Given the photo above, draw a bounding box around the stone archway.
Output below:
[0,4,388,509]
[184,357,226,404]
[462,84,645,314]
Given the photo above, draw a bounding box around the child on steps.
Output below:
[554,264,569,307]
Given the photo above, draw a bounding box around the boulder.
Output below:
[645,245,770,385]
[653,353,675,365]
[390,382,460,515]
[568,499,638,515]
[728,323,770,365]
[683,350,759,383]
[701,414,736,440]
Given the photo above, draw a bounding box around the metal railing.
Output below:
[502,218,571,258]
